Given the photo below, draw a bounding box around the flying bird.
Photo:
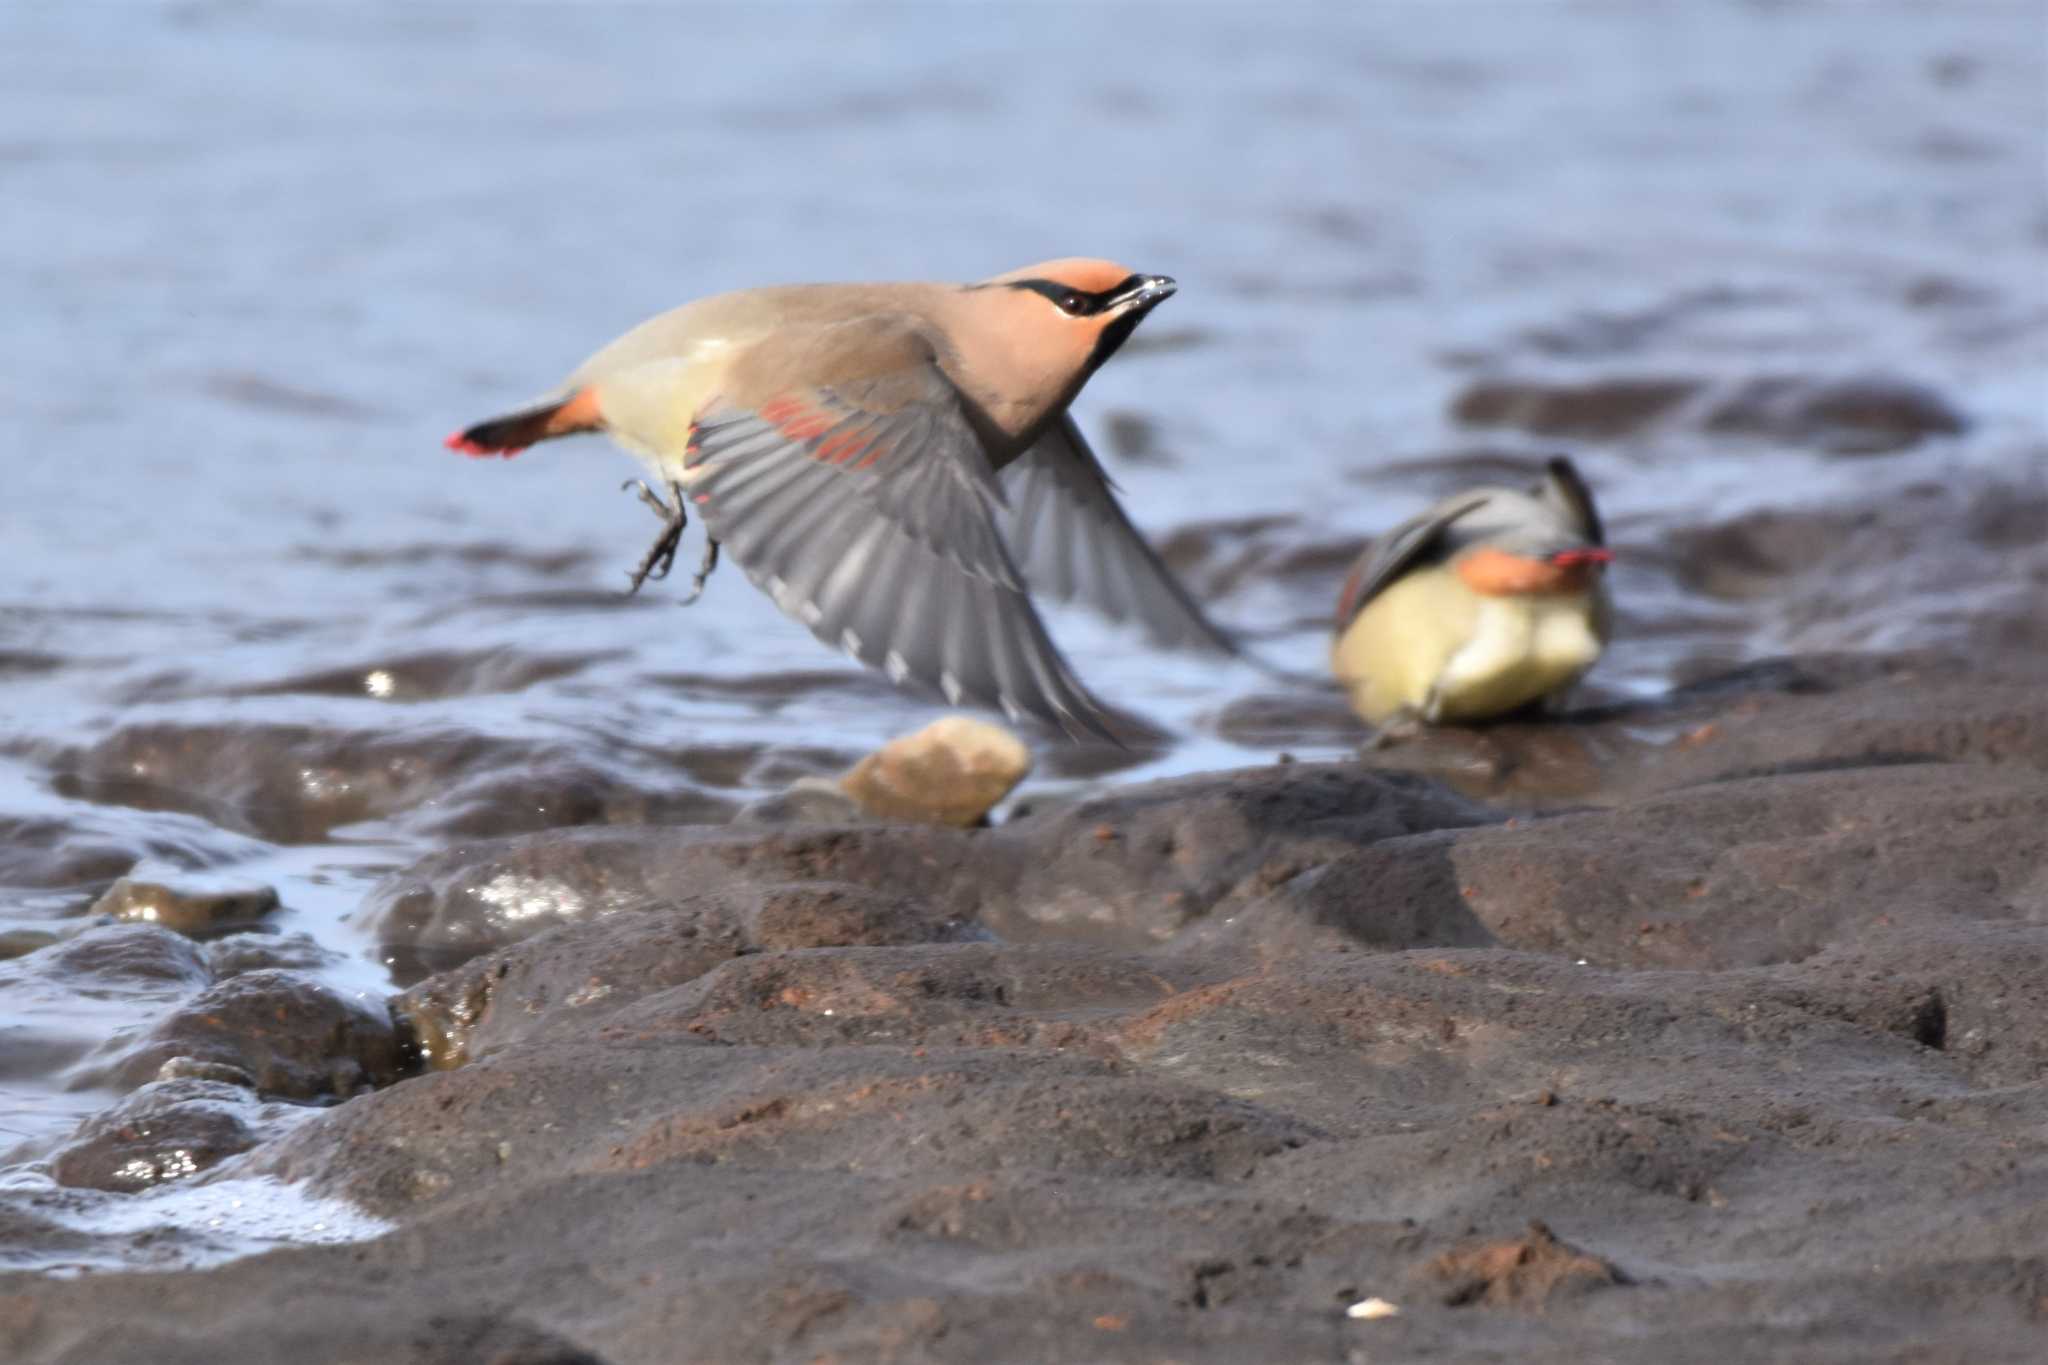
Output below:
[1330,457,1613,731]
[446,259,1241,741]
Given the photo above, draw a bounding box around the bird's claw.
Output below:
[676,539,720,606]
[622,479,688,596]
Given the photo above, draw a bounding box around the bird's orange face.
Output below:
[1456,545,1614,597]
[974,258,1178,376]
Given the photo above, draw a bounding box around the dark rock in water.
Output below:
[32,722,561,843]
[225,647,615,702]
[1449,371,1966,452]
[105,970,399,1100]
[0,811,258,892]
[1450,375,1702,438]
[1700,373,1967,454]
[1202,690,1361,750]
[0,928,65,960]
[203,931,340,979]
[0,817,145,891]
[415,762,737,840]
[88,879,279,937]
[731,779,870,825]
[48,1079,286,1192]
[38,923,212,990]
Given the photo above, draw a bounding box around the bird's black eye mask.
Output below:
[978,275,1151,317]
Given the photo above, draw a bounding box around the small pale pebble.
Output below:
[838,715,1031,827]
[1346,1297,1400,1321]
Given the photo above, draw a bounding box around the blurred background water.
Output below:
[1,0,2043,1264]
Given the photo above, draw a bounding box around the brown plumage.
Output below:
[445,259,1240,740]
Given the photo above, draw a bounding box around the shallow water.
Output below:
[1,1,2043,1268]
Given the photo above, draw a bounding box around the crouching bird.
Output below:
[1329,457,1613,733]
[445,259,1242,742]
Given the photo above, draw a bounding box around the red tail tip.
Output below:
[444,431,521,459]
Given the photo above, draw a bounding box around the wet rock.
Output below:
[366,765,1497,975]
[981,764,1499,946]
[731,778,869,826]
[1202,691,1361,750]
[227,647,618,702]
[48,1080,285,1192]
[0,817,142,891]
[87,879,278,937]
[37,923,211,990]
[672,740,856,790]
[106,970,399,1100]
[1398,763,2048,968]
[415,763,737,840]
[34,722,558,843]
[1629,674,2048,790]
[396,881,977,1067]
[1427,1221,1628,1308]
[1651,477,2048,670]
[1700,373,1967,454]
[395,879,978,1072]
[360,823,974,980]
[1450,371,1966,453]
[203,931,340,979]
[0,928,66,960]
[1451,375,1701,438]
[396,902,744,1068]
[0,810,264,892]
[837,716,1032,827]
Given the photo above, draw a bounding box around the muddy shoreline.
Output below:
[8,639,2048,1362]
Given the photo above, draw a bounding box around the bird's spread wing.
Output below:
[996,415,1242,656]
[685,319,1121,741]
[1334,492,1496,631]
[1537,456,1605,546]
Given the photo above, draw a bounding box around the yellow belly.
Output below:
[1329,567,1606,725]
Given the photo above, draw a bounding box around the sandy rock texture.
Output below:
[6,654,2048,1364]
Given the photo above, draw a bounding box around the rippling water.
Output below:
[1,1,2042,1266]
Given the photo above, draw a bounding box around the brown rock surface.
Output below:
[9,678,2048,1361]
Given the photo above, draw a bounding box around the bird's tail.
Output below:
[444,385,604,458]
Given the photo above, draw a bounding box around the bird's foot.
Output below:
[1364,710,1427,751]
[623,479,687,595]
[677,538,720,606]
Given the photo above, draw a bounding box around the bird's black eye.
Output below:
[1057,291,1088,315]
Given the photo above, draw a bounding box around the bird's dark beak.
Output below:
[1106,274,1177,313]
